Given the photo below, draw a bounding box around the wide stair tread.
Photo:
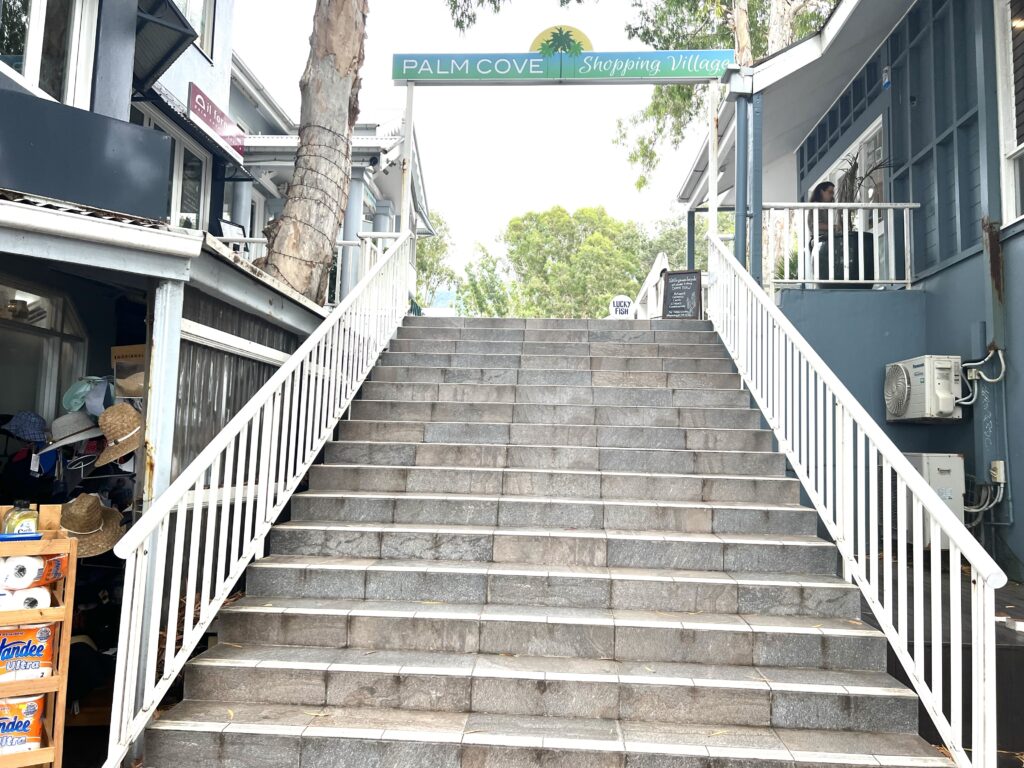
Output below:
[147,316,942,767]
[147,700,951,767]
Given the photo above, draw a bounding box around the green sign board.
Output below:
[393,50,735,85]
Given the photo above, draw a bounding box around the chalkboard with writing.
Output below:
[661,270,702,319]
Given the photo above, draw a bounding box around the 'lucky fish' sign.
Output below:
[394,26,733,85]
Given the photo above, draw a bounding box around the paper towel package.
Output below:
[0,694,45,753]
[2,555,67,590]
[0,589,51,611]
[0,625,54,681]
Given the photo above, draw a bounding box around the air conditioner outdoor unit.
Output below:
[884,355,962,422]
[904,453,966,549]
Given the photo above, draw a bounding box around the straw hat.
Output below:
[116,372,146,398]
[44,412,103,453]
[95,404,142,467]
[60,494,124,557]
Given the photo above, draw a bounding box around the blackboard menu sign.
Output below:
[661,270,702,319]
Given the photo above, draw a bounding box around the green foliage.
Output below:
[539,27,585,56]
[617,0,837,188]
[456,246,515,317]
[446,0,583,30]
[415,212,461,308]
[0,0,29,62]
[648,213,735,272]
[501,206,649,318]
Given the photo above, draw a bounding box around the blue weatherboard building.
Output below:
[680,0,1024,582]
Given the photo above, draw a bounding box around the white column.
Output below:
[143,279,184,504]
[340,172,365,298]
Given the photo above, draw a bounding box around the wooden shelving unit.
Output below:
[0,506,77,768]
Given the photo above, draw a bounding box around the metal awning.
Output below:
[677,0,914,208]
[134,0,197,93]
[140,82,254,180]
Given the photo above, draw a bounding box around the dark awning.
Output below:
[137,82,254,181]
[134,0,197,93]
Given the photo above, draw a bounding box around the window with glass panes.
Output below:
[173,0,214,53]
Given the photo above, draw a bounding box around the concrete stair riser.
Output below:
[184,653,915,732]
[401,317,715,331]
[336,421,773,453]
[358,382,750,408]
[395,326,722,345]
[216,604,886,671]
[324,443,786,476]
[349,401,764,429]
[378,352,739,373]
[306,465,801,504]
[370,367,744,390]
[387,339,732,358]
[265,526,837,575]
[246,560,857,617]
[289,495,819,537]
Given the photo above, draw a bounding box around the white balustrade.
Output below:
[706,232,1004,768]
[103,232,416,768]
[762,202,918,291]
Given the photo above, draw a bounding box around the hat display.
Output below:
[1,412,47,444]
[62,378,98,412]
[41,412,103,454]
[60,494,124,558]
[95,404,142,467]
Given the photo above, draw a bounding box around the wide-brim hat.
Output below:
[115,372,146,398]
[41,412,103,454]
[62,378,102,412]
[96,403,142,467]
[60,494,124,558]
[1,411,47,444]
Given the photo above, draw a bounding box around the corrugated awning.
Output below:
[134,0,197,93]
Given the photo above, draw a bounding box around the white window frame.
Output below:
[993,0,1024,225]
[809,117,886,203]
[0,0,97,108]
[0,273,88,423]
[174,0,216,55]
[132,103,214,231]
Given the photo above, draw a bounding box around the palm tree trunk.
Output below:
[261,0,368,304]
[733,0,753,67]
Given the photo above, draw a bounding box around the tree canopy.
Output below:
[456,246,515,317]
[616,0,837,188]
[415,212,461,308]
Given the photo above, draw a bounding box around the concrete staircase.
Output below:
[146,317,952,767]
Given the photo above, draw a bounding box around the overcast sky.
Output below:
[233,1,702,273]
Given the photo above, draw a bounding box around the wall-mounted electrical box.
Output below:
[905,453,966,549]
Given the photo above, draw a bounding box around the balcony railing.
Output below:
[763,202,919,291]
[218,231,405,305]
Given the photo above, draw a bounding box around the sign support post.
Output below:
[399,83,416,234]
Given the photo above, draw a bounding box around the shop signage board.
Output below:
[661,270,703,319]
[187,83,245,163]
[609,295,633,317]
[394,26,733,85]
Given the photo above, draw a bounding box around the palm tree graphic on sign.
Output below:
[538,27,585,57]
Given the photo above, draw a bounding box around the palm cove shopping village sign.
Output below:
[394,26,733,85]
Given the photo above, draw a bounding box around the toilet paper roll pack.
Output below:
[0,555,68,590]
[0,625,54,681]
[0,589,51,611]
[0,694,45,753]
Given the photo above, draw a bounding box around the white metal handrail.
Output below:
[763,202,919,291]
[706,233,1005,768]
[631,252,669,319]
[103,231,416,768]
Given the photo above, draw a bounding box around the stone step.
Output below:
[370,366,743,389]
[358,382,749,408]
[325,441,784,476]
[266,524,837,575]
[396,326,720,345]
[217,596,886,670]
[336,420,773,452]
[388,339,731,359]
[185,645,916,732]
[378,351,738,372]
[291,493,817,536]
[349,401,763,429]
[247,555,856,617]
[146,702,951,768]
[403,316,715,331]
[307,465,800,505]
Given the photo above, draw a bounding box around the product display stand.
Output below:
[0,505,77,768]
